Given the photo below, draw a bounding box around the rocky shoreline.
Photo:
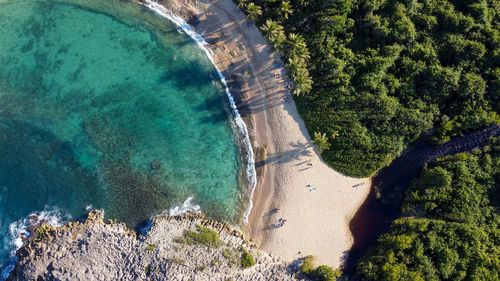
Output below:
[7,210,296,280]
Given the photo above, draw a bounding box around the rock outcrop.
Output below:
[8,211,296,280]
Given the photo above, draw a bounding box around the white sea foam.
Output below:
[143,0,257,222]
[167,197,200,216]
[2,207,70,279]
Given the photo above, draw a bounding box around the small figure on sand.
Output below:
[277,218,286,227]
[307,159,313,167]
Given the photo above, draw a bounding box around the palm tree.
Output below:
[287,33,310,61]
[288,33,305,49]
[280,1,294,19]
[237,0,247,9]
[246,2,262,22]
[287,55,306,78]
[260,20,285,49]
[293,68,313,96]
[313,132,331,153]
[260,19,278,39]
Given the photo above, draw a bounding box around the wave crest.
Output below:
[143,0,257,223]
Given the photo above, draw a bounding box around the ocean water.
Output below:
[0,0,245,274]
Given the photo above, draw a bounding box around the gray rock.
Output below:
[8,210,298,281]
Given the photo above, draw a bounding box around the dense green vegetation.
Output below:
[238,0,499,176]
[357,138,500,280]
[300,255,342,281]
[240,247,256,268]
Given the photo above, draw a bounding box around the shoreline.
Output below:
[143,0,371,268]
[140,0,257,224]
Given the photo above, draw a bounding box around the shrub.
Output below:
[300,255,315,275]
[146,244,155,251]
[314,265,341,281]
[222,249,233,260]
[182,225,223,248]
[240,247,256,269]
[222,248,238,266]
[300,256,341,281]
[33,225,51,243]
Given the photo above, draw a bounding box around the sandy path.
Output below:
[154,0,371,268]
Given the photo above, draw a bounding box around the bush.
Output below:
[300,255,315,275]
[33,225,51,243]
[314,265,341,281]
[175,225,222,248]
[145,244,155,251]
[300,256,341,281]
[240,247,256,269]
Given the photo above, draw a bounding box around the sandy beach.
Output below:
[152,0,371,268]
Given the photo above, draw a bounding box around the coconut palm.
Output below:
[313,132,331,153]
[245,2,262,22]
[293,68,313,96]
[287,55,305,78]
[260,19,278,39]
[280,1,294,19]
[288,33,306,49]
[237,0,247,9]
[287,33,310,61]
[260,19,285,49]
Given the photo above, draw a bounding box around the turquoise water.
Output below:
[0,0,244,273]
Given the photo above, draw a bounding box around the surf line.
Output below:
[143,0,257,223]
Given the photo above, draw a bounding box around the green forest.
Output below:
[237,0,499,176]
[357,137,500,280]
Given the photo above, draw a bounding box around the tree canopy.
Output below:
[357,137,500,280]
[240,0,499,176]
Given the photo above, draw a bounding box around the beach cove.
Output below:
[0,0,255,275]
[0,0,372,275]
[145,0,372,268]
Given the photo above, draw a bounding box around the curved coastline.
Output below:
[147,0,371,268]
[141,0,257,224]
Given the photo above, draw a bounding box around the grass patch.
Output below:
[240,247,256,269]
[196,265,207,271]
[174,225,222,248]
[171,258,185,265]
[145,244,155,251]
[222,248,239,266]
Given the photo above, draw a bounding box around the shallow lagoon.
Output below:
[0,0,243,272]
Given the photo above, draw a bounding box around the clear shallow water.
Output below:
[0,0,243,272]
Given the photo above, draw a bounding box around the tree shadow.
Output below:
[256,141,312,168]
[262,223,280,231]
[263,208,280,217]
